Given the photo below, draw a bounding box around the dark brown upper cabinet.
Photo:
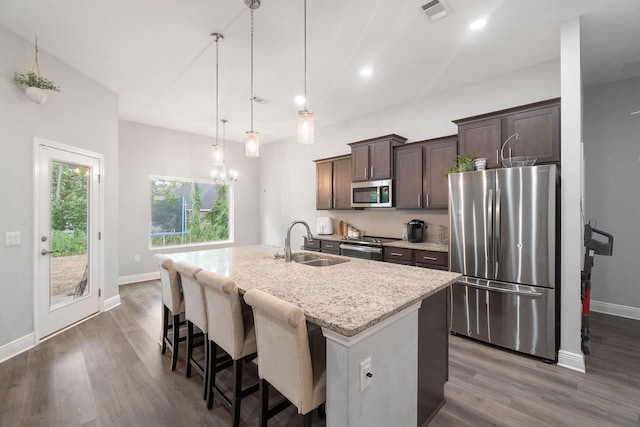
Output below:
[454,98,560,169]
[349,134,407,182]
[395,135,457,210]
[315,155,352,210]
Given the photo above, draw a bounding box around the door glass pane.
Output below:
[49,161,89,311]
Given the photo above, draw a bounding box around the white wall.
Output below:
[0,25,119,349]
[118,121,260,280]
[558,17,585,371]
[259,60,561,251]
[584,76,640,315]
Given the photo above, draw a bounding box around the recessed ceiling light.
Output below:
[469,19,487,30]
[294,94,305,106]
[360,67,373,77]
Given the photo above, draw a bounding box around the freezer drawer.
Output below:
[451,278,556,360]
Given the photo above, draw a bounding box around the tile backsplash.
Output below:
[425,224,448,244]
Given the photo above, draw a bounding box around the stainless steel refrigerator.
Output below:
[448,164,559,360]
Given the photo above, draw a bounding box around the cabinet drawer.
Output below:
[320,240,341,255]
[414,250,448,267]
[383,247,413,264]
[303,238,321,252]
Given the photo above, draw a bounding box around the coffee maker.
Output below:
[407,219,425,243]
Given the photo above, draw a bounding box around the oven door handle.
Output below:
[339,244,383,254]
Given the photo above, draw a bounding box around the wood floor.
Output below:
[1,280,638,426]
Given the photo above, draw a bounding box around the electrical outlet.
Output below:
[360,357,372,391]
[134,254,140,262]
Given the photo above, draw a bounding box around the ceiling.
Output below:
[2,0,639,144]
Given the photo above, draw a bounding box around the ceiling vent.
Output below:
[419,0,450,21]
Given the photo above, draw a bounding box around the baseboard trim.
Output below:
[557,349,585,373]
[103,294,121,311]
[118,272,159,285]
[0,333,35,364]
[591,300,640,320]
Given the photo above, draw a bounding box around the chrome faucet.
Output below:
[284,220,313,262]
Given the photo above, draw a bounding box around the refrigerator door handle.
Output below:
[487,189,494,278]
[494,188,502,279]
[457,279,543,297]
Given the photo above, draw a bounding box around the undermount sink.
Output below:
[291,253,350,267]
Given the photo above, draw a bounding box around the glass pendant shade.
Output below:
[211,144,224,165]
[245,131,259,157]
[297,110,314,144]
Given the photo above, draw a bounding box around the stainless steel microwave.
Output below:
[351,179,393,208]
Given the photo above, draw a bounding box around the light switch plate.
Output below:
[5,231,21,246]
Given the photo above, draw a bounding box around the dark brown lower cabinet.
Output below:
[383,247,413,265]
[418,287,449,426]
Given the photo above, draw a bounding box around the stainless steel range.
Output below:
[339,236,398,261]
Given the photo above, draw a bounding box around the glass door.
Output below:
[37,141,101,339]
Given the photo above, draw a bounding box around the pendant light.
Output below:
[209,33,238,186]
[211,33,225,166]
[297,0,314,144]
[245,0,260,157]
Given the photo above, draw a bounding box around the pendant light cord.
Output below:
[303,0,307,112]
[215,35,220,147]
[250,9,255,132]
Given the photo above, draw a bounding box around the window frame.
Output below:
[148,175,234,250]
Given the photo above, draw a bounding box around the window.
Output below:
[150,176,232,248]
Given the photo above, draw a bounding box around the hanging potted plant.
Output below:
[13,36,60,104]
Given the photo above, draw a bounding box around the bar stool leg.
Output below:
[171,313,180,371]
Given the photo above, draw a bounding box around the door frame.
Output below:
[32,137,105,343]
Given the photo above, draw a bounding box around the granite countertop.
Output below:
[168,245,460,337]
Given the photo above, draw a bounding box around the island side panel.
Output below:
[323,303,420,427]
[418,287,449,426]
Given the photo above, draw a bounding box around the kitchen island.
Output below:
[169,245,460,426]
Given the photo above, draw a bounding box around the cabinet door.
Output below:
[351,144,369,182]
[414,250,448,269]
[316,161,333,210]
[320,240,341,254]
[424,139,457,209]
[370,140,393,180]
[458,117,502,168]
[395,145,423,208]
[332,157,352,209]
[504,105,560,164]
[383,247,413,265]
[303,237,321,252]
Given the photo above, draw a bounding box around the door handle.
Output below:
[417,194,421,207]
[41,249,56,256]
